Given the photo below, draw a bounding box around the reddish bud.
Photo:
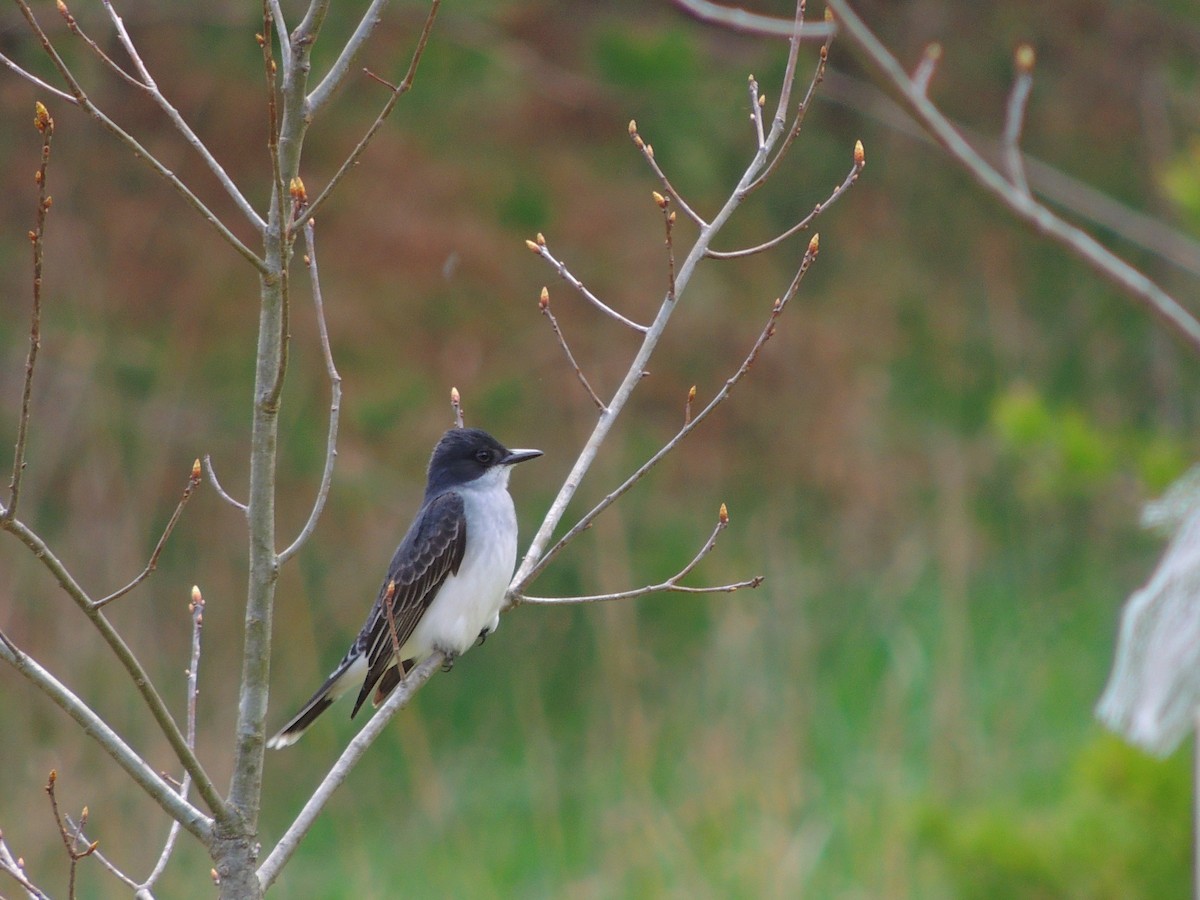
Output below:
[719,503,729,525]
[652,191,668,209]
[854,139,865,168]
[539,287,549,310]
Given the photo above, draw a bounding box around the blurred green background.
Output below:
[1,0,1198,896]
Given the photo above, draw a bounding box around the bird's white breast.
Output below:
[402,469,517,661]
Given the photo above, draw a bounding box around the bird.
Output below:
[267,427,542,748]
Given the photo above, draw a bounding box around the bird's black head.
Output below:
[425,428,542,496]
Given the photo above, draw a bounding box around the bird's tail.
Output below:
[266,653,366,749]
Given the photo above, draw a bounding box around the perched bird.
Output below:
[267,427,542,748]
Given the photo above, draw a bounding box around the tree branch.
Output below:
[3,102,53,525]
[0,827,50,900]
[1002,44,1035,197]
[517,505,763,604]
[539,287,606,411]
[278,213,343,566]
[525,235,648,333]
[256,653,444,890]
[203,455,248,513]
[823,0,1200,355]
[303,0,441,223]
[94,461,202,608]
[11,0,268,274]
[0,630,213,845]
[515,233,819,593]
[512,7,817,594]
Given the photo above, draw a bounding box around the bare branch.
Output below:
[0,516,227,821]
[57,3,143,89]
[94,461,203,608]
[1002,44,1035,196]
[11,0,268,273]
[525,235,648,333]
[539,288,606,411]
[203,455,248,513]
[303,0,442,223]
[516,234,820,593]
[824,0,1200,355]
[709,152,861,258]
[668,0,836,41]
[748,74,766,150]
[45,770,99,900]
[262,7,291,414]
[911,42,941,96]
[513,30,828,596]
[746,24,832,195]
[62,816,140,893]
[0,51,77,103]
[307,0,394,115]
[819,68,1200,280]
[4,103,53,525]
[257,653,444,890]
[629,120,707,227]
[0,631,213,843]
[137,587,206,897]
[0,827,51,899]
[279,215,343,566]
[517,505,763,604]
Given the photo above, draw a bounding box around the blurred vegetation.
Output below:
[0,0,1198,896]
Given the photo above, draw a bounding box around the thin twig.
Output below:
[0,629,213,843]
[516,234,820,593]
[748,74,766,150]
[203,455,248,512]
[709,152,861,258]
[136,587,206,897]
[57,3,143,89]
[525,236,648,333]
[303,0,442,223]
[89,0,266,230]
[911,42,941,96]
[629,120,707,227]
[669,0,836,40]
[539,288,606,411]
[512,8,818,595]
[45,770,98,900]
[257,653,444,890]
[517,505,763,604]
[307,0,394,115]
[823,0,1200,354]
[657,195,678,301]
[62,816,139,892]
[262,3,291,413]
[94,461,203,608]
[0,517,227,822]
[0,828,51,900]
[279,214,343,565]
[746,19,832,195]
[1002,44,1035,196]
[0,51,77,103]
[11,0,268,273]
[4,102,53,524]
[269,0,290,65]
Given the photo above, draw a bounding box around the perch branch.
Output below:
[257,653,444,890]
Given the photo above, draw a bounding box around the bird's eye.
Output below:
[475,449,493,464]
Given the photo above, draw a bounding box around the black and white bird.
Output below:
[267,427,542,748]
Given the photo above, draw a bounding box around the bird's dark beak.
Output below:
[503,448,543,466]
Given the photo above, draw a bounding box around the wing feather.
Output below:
[349,491,466,716]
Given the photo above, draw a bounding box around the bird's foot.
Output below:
[438,650,458,673]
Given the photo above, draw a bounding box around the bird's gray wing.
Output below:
[349,491,466,716]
